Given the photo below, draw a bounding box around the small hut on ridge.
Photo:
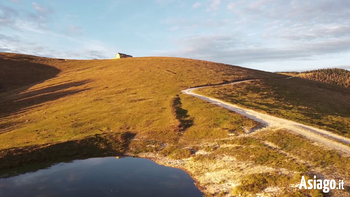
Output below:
[115,53,133,59]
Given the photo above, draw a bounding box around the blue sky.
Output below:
[1,0,350,71]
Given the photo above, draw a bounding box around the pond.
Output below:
[0,157,203,197]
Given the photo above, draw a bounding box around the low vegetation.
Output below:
[280,68,350,87]
[196,77,350,137]
[154,128,350,196]
[262,130,350,177]
[216,137,308,172]
[231,172,323,197]
[0,53,275,172]
[1,53,350,196]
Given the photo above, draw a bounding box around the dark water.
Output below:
[0,157,203,197]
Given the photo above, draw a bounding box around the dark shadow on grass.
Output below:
[0,80,92,123]
[0,55,93,127]
[0,132,136,178]
[0,54,61,93]
[262,78,350,116]
[0,121,22,135]
[196,77,350,136]
[230,78,350,136]
[260,78,350,135]
[15,80,91,99]
[172,95,193,133]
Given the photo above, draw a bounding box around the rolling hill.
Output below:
[0,53,278,150]
[280,68,350,88]
[1,53,350,196]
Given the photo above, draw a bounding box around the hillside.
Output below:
[1,53,350,196]
[280,68,350,87]
[196,77,350,137]
[0,53,279,149]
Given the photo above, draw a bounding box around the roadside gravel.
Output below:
[182,80,350,155]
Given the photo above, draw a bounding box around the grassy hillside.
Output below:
[2,53,350,196]
[0,53,61,92]
[0,53,279,169]
[280,68,350,87]
[196,77,350,137]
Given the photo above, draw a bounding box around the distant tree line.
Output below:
[298,68,350,88]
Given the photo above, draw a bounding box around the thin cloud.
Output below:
[0,33,113,59]
[193,2,202,8]
[66,14,78,18]
[2,0,350,68]
[166,34,350,64]
[0,33,20,42]
[0,33,56,57]
[208,0,221,11]
[227,2,236,10]
[171,0,350,66]
[154,0,179,4]
[162,17,230,29]
[31,2,54,18]
[68,25,84,35]
[0,3,19,26]
[0,18,12,25]
[169,26,179,31]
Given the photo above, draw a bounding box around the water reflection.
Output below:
[0,157,203,197]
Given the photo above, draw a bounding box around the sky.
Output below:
[0,0,350,72]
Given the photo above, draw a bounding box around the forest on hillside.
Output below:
[284,68,350,88]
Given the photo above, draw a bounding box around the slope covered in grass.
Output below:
[0,53,61,92]
[280,68,350,88]
[0,53,281,172]
[196,77,350,137]
[2,53,350,196]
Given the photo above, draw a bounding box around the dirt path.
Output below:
[182,80,350,155]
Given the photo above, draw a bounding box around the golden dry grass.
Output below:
[2,53,350,196]
[0,53,282,173]
[196,77,350,137]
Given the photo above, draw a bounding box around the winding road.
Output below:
[182,79,350,155]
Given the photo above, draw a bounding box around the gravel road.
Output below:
[182,80,350,155]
